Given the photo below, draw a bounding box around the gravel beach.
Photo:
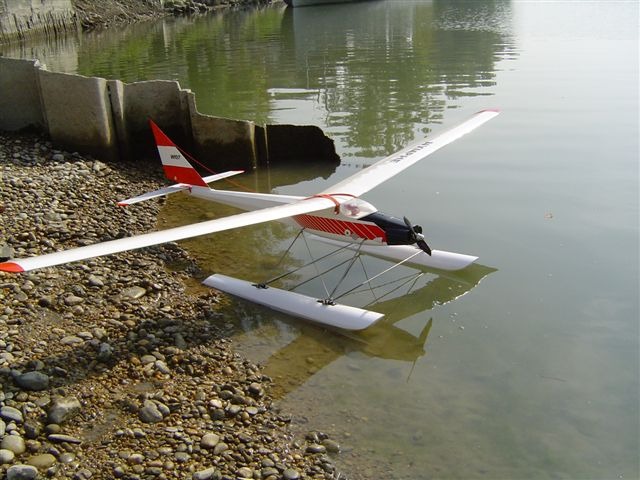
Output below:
[0,131,342,479]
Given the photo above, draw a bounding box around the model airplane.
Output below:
[0,109,499,330]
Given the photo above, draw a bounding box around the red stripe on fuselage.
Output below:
[294,215,386,242]
[162,165,208,187]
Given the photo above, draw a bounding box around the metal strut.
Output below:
[252,230,356,291]
[324,239,367,304]
[332,249,424,302]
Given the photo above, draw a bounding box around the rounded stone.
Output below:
[140,355,156,365]
[237,467,253,478]
[305,443,326,454]
[174,451,190,463]
[59,452,76,464]
[193,467,218,480]
[47,433,81,444]
[128,453,144,465]
[261,467,279,477]
[15,371,50,391]
[0,406,24,423]
[283,469,301,480]
[200,433,220,449]
[213,442,228,455]
[23,420,41,439]
[0,448,16,464]
[1,435,26,454]
[6,464,38,480]
[26,453,57,469]
[139,400,164,424]
[322,439,341,454]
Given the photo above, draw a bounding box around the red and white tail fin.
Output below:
[149,120,208,187]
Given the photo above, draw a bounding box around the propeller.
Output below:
[403,216,432,256]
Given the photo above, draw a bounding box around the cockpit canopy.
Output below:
[339,198,378,219]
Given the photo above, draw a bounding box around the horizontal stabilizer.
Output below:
[203,274,384,330]
[117,171,244,206]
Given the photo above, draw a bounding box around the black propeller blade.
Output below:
[403,216,432,256]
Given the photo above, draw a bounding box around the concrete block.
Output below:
[0,57,45,131]
[118,80,192,161]
[188,93,258,171]
[38,69,117,160]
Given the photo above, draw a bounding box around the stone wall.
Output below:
[0,56,339,169]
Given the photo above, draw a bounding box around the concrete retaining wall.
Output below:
[0,56,339,169]
[0,0,77,44]
[0,57,45,131]
[39,69,117,160]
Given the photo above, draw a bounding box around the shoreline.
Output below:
[73,0,278,32]
[0,130,341,479]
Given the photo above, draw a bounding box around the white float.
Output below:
[203,274,384,330]
[311,236,478,271]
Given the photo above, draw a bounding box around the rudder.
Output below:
[149,120,208,187]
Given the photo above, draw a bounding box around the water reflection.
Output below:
[230,262,495,399]
[1,0,515,156]
[279,0,514,155]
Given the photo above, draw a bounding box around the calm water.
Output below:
[3,1,638,478]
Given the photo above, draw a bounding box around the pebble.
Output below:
[322,439,341,454]
[123,286,147,299]
[174,451,190,463]
[140,354,156,364]
[6,464,38,480]
[64,294,84,306]
[213,442,228,455]
[48,396,82,424]
[200,433,220,449]
[139,400,164,423]
[0,448,16,464]
[0,132,343,480]
[193,467,219,480]
[262,467,279,477]
[283,469,301,480]
[59,452,76,463]
[23,420,41,439]
[60,335,84,345]
[237,467,253,478]
[0,406,24,423]
[15,370,50,391]
[0,243,13,260]
[1,435,26,454]
[47,433,82,444]
[87,275,105,287]
[26,453,57,468]
[305,444,326,454]
[97,342,114,361]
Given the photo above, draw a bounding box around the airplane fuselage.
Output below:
[186,186,416,247]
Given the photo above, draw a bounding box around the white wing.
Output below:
[322,109,499,197]
[0,196,334,272]
[0,110,498,273]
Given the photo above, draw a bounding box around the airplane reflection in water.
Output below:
[232,262,496,399]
